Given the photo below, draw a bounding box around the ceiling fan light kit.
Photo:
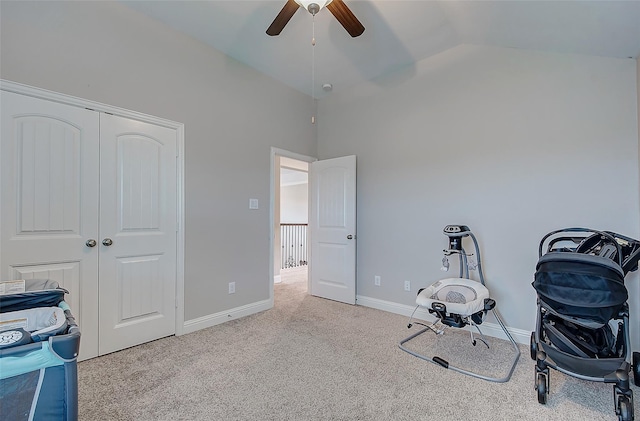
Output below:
[295,1,332,15]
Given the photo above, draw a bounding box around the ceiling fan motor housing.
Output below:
[307,3,320,15]
[296,1,332,15]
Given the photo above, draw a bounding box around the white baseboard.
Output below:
[274,275,282,284]
[181,299,272,335]
[356,295,530,345]
[180,294,530,345]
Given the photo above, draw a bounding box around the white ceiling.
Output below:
[121,1,640,98]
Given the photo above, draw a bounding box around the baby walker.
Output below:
[399,225,520,382]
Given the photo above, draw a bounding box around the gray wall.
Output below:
[318,44,640,345]
[0,1,317,321]
[2,2,639,347]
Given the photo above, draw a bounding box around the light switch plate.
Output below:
[249,198,259,210]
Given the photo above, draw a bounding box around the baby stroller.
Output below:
[531,228,640,421]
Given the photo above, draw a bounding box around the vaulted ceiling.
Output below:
[121,1,640,98]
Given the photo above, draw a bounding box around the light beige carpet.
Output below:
[78,268,638,420]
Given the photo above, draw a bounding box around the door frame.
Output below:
[269,147,316,305]
[0,79,187,337]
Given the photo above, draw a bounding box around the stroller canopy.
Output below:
[533,252,627,325]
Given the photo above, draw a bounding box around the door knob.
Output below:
[86,239,97,248]
[102,238,113,246]
[347,235,354,240]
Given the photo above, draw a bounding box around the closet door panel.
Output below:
[98,113,177,355]
[0,91,100,359]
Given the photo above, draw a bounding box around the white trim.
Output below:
[269,147,316,304]
[182,299,272,334]
[1,79,187,339]
[175,125,186,336]
[274,274,282,284]
[356,295,530,345]
[271,147,317,165]
[0,80,181,128]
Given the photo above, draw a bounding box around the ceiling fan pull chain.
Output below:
[312,13,316,46]
[312,15,316,94]
[311,15,316,124]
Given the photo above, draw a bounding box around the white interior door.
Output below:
[0,90,100,359]
[98,113,177,355]
[309,155,356,304]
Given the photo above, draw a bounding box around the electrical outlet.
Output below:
[404,280,411,291]
[228,282,236,294]
[374,275,381,286]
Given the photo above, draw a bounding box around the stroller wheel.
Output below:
[536,373,548,405]
[530,332,537,361]
[633,352,640,387]
[617,396,632,421]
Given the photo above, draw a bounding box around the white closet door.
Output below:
[0,90,100,359]
[98,113,177,355]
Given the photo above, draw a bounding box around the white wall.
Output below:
[318,45,640,342]
[281,183,308,223]
[0,1,317,323]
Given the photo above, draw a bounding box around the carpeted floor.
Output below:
[78,267,638,420]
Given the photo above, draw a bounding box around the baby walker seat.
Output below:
[417,277,492,328]
[399,225,520,382]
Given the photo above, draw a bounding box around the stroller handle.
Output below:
[538,228,623,268]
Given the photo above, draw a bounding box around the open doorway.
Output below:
[270,148,315,303]
[270,149,357,306]
[277,156,309,290]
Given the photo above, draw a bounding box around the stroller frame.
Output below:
[399,225,520,383]
[531,228,640,421]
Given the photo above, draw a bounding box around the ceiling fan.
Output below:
[266,0,365,38]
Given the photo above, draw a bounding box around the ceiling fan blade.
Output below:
[327,0,365,38]
[266,0,300,36]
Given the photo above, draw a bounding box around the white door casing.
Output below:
[1,85,182,359]
[309,155,357,304]
[0,90,101,358]
[98,113,177,355]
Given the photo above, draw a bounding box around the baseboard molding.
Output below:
[356,295,530,345]
[274,275,282,284]
[180,294,529,344]
[181,299,272,335]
